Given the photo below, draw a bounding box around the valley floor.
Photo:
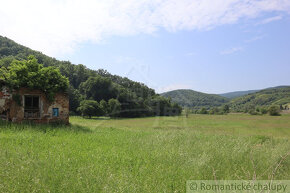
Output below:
[0,114,289,192]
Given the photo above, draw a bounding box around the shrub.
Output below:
[222,104,230,114]
[199,107,208,114]
[268,106,281,116]
[209,107,220,115]
[260,107,268,114]
[249,109,258,115]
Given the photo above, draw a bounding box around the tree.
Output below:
[1,56,69,101]
[108,99,121,117]
[222,104,230,114]
[199,108,208,114]
[268,105,281,116]
[149,96,170,116]
[171,102,182,116]
[280,104,283,110]
[209,107,220,115]
[260,107,268,114]
[99,99,108,116]
[72,64,89,88]
[77,100,102,118]
[68,85,83,113]
[184,107,190,118]
[79,76,118,101]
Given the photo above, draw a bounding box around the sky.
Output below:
[1,0,290,94]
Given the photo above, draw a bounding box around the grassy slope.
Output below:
[161,89,229,108]
[0,114,290,192]
[230,86,290,111]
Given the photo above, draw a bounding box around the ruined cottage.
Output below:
[0,82,69,124]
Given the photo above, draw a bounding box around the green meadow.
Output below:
[0,114,290,192]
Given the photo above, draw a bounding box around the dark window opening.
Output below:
[24,96,40,119]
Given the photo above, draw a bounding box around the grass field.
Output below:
[0,114,289,192]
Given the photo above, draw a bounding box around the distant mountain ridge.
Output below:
[219,90,260,99]
[161,86,290,109]
[229,86,290,111]
[161,89,229,109]
[219,86,290,99]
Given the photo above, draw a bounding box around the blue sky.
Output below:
[60,13,290,93]
[1,0,290,93]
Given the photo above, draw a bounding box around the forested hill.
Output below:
[229,86,290,112]
[161,89,229,109]
[0,36,182,117]
[219,86,289,99]
[219,89,260,99]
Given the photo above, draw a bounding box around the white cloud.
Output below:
[259,15,283,24]
[220,47,243,55]
[0,0,290,56]
[245,34,267,43]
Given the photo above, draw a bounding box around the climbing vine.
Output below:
[12,93,22,106]
[0,56,69,102]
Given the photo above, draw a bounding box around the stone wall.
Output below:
[0,87,69,124]
[0,87,12,120]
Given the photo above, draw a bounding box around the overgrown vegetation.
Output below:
[0,56,69,101]
[0,114,289,192]
[0,36,182,117]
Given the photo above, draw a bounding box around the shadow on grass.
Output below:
[0,120,92,133]
[90,117,111,120]
[81,116,157,121]
[78,116,127,121]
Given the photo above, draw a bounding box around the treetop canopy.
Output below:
[0,55,69,101]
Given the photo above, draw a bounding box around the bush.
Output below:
[209,107,220,115]
[77,100,102,118]
[249,109,258,115]
[222,104,230,114]
[268,106,281,116]
[260,107,268,115]
[199,108,208,114]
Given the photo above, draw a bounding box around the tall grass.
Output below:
[0,114,289,192]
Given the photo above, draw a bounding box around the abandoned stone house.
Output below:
[0,83,69,124]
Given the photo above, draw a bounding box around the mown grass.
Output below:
[0,114,289,192]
